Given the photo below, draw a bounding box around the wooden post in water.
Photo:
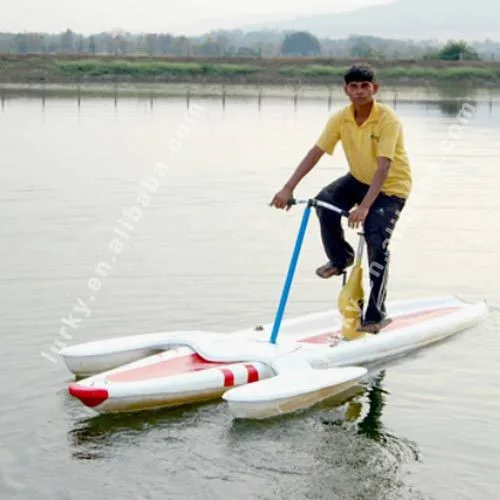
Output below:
[292,78,301,109]
[186,88,191,109]
[221,85,226,109]
[1,93,5,110]
[393,87,398,109]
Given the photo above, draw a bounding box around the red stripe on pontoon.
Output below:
[301,306,461,344]
[107,352,230,382]
[220,368,235,387]
[245,364,259,383]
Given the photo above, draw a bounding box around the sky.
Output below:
[0,0,393,35]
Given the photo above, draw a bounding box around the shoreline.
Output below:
[1,54,500,92]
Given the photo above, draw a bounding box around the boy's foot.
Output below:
[315,262,344,279]
[357,317,393,334]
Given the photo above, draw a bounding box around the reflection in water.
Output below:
[65,379,429,499]
[433,98,478,117]
[224,370,424,499]
[65,368,427,498]
[67,400,219,460]
[429,84,479,117]
[326,369,423,497]
[322,370,419,458]
[311,370,423,500]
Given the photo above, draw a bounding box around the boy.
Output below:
[270,63,412,333]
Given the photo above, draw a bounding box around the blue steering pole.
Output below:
[268,198,349,344]
[269,200,312,344]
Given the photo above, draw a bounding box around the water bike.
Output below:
[61,199,488,419]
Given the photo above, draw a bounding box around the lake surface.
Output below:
[1,87,499,500]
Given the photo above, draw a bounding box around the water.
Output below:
[1,87,499,500]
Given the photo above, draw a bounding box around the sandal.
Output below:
[315,262,344,279]
[357,317,393,334]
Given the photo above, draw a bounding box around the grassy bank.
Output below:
[1,54,500,87]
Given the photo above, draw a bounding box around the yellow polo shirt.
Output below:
[316,101,412,199]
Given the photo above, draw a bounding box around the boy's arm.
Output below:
[284,145,325,191]
[271,146,324,209]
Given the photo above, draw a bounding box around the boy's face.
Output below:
[344,80,379,106]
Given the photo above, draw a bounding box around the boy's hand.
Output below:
[270,187,294,210]
[348,205,369,228]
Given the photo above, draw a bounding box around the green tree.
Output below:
[350,40,378,58]
[77,35,85,53]
[117,35,128,55]
[60,29,75,53]
[198,36,217,56]
[13,33,28,53]
[158,34,173,55]
[214,34,231,56]
[105,34,117,55]
[236,46,260,57]
[280,31,321,56]
[438,40,480,61]
[26,33,46,53]
[172,36,191,56]
[88,36,96,54]
[145,34,158,56]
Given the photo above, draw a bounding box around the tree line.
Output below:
[0,28,495,61]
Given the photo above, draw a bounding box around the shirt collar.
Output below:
[345,100,380,125]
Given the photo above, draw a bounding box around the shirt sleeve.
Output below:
[377,120,401,160]
[315,112,342,155]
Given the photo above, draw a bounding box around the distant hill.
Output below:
[242,0,500,40]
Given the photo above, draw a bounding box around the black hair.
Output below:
[344,64,376,84]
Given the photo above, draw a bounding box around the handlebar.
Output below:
[287,198,350,218]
